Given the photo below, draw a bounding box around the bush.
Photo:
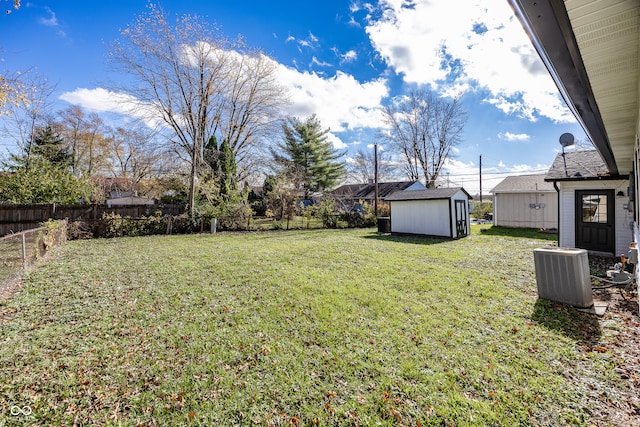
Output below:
[37,219,67,254]
[313,198,338,229]
[67,220,94,240]
[101,212,124,238]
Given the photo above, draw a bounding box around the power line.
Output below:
[442,168,549,178]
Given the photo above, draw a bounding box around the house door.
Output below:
[575,190,615,254]
[454,200,468,238]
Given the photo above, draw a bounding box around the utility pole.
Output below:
[374,143,379,217]
[479,154,483,205]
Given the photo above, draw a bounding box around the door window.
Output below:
[581,194,608,223]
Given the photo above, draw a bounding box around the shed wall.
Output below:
[390,199,451,237]
[493,192,558,228]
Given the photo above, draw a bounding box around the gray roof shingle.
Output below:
[545,150,611,180]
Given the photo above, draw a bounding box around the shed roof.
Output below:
[385,187,471,201]
[545,150,624,181]
[491,174,555,194]
[332,181,420,200]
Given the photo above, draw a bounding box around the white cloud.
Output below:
[311,56,332,67]
[326,132,348,150]
[276,65,389,132]
[39,7,58,27]
[59,87,161,128]
[364,0,575,123]
[499,132,530,141]
[341,50,358,63]
[60,88,133,114]
[59,52,390,139]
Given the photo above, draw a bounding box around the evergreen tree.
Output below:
[204,135,237,198]
[4,125,71,171]
[30,125,72,168]
[272,115,345,198]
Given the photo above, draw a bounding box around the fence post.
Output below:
[21,233,27,267]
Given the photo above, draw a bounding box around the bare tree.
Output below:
[57,105,111,176]
[108,3,288,214]
[382,90,466,188]
[106,126,166,195]
[347,147,397,183]
[1,73,57,164]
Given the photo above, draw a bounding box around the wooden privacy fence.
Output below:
[0,222,67,288]
[0,203,185,236]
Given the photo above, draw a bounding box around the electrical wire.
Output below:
[590,274,635,290]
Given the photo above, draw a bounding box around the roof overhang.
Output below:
[544,174,629,183]
[507,0,640,176]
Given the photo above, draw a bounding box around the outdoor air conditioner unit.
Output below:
[533,248,593,308]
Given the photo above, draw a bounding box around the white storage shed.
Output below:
[386,187,472,239]
[491,174,558,229]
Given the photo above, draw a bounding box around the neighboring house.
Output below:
[385,187,472,239]
[106,191,156,207]
[332,181,426,212]
[545,150,631,256]
[507,0,639,259]
[490,174,558,229]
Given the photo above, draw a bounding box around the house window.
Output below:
[581,194,608,223]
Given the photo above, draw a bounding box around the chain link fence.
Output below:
[0,221,67,290]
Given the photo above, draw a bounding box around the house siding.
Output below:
[558,179,632,256]
[390,199,451,237]
[493,192,558,228]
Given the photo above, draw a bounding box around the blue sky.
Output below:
[0,0,588,194]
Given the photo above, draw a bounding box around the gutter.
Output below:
[553,180,560,239]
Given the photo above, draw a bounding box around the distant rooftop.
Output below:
[385,187,471,201]
[491,174,555,193]
[332,181,420,200]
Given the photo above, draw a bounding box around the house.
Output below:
[506,1,639,260]
[490,174,558,229]
[385,187,472,239]
[331,181,426,212]
[106,191,156,207]
[544,150,631,255]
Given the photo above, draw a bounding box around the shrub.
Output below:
[37,219,67,254]
[101,212,124,238]
[67,220,94,240]
[313,198,338,229]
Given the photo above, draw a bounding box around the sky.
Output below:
[0,0,589,194]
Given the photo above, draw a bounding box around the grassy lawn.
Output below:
[0,226,632,425]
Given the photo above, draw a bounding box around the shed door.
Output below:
[455,200,468,238]
[575,190,615,254]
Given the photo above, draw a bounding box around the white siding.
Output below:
[558,179,632,256]
[390,199,451,237]
[493,192,558,228]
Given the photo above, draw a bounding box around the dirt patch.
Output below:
[587,254,640,426]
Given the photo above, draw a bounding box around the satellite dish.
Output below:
[559,132,575,147]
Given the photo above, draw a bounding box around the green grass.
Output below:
[0,227,625,426]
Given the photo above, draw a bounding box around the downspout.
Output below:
[553,180,560,243]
